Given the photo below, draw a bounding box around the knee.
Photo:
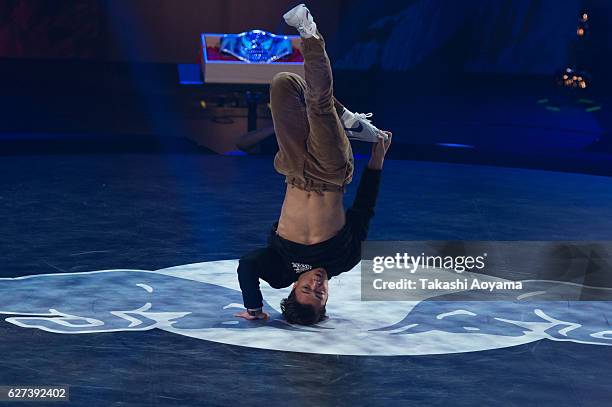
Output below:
[270,72,301,97]
[271,72,296,86]
[307,96,335,114]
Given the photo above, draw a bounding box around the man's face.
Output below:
[293,268,329,310]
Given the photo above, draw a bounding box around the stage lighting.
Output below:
[576,10,589,38]
[581,12,588,22]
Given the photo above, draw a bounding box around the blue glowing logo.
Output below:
[220,30,293,63]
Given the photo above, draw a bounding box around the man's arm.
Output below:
[347,131,392,241]
[347,168,382,241]
[235,248,274,320]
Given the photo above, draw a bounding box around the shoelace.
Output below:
[296,9,320,39]
[354,112,374,124]
[297,23,319,39]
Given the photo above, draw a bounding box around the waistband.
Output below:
[285,176,346,194]
[269,221,350,250]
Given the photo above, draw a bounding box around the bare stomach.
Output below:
[276,185,345,245]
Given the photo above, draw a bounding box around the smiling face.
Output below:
[293,268,329,310]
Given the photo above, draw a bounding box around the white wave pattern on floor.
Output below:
[0,260,610,356]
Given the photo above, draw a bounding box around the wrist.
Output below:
[247,307,263,316]
[367,159,383,170]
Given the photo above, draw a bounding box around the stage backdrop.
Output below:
[2,0,611,76]
[0,0,341,62]
[333,0,585,75]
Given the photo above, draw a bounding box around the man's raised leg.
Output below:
[282,4,385,189]
[269,72,310,187]
[283,4,354,189]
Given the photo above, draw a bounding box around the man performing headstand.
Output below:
[235,4,391,325]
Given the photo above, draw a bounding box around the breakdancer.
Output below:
[236,4,391,325]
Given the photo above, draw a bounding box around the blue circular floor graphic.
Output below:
[1,260,611,356]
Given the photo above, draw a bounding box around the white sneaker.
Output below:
[341,110,388,143]
[283,3,320,39]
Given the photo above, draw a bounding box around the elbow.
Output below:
[237,259,260,286]
[237,259,250,276]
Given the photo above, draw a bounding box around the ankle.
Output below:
[341,108,353,123]
[299,23,319,39]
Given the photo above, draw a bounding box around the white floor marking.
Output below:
[517,291,547,300]
[0,260,610,356]
[136,284,153,293]
[437,310,477,319]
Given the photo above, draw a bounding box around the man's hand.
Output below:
[235,309,270,320]
[368,131,392,170]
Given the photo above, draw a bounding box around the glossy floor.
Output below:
[1,151,611,406]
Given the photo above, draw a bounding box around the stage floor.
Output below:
[1,151,611,406]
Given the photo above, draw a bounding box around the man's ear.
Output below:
[292,282,297,289]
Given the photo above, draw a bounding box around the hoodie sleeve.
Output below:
[237,248,276,309]
[346,167,382,242]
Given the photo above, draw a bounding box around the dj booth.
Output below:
[182,30,304,153]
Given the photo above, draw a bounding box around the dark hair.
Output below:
[280,289,326,325]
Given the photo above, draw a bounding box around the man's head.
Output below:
[280,268,328,325]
